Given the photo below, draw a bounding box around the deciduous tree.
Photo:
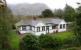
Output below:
[41,9,54,18]
[63,4,76,22]
[54,9,63,18]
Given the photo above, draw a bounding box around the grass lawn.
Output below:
[51,31,74,42]
[9,30,20,50]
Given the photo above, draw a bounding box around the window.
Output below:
[46,26,49,33]
[60,24,62,29]
[63,24,65,29]
[37,27,40,32]
[22,26,26,30]
[42,26,45,31]
[30,26,32,30]
[52,26,56,29]
[46,26,49,30]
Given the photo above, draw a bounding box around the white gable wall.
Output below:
[35,22,46,35]
[58,20,67,32]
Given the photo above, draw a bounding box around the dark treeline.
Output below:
[41,4,78,22]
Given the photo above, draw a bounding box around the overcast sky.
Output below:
[6,0,81,9]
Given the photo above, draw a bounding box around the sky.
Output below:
[6,0,81,9]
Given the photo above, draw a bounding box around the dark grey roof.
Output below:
[15,18,65,26]
[39,18,64,24]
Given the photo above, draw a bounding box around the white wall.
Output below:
[34,22,58,35]
[35,22,47,35]
[18,26,32,34]
[35,26,52,35]
[58,20,67,32]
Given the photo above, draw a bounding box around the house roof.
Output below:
[15,18,66,26]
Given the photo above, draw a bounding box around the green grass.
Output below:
[9,31,20,50]
[51,31,74,41]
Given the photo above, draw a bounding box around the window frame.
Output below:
[42,26,45,31]
[46,26,49,30]
[37,27,40,32]
[30,26,32,30]
[60,24,62,29]
[22,25,26,31]
[52,26,56,29]
[63,24,65,29]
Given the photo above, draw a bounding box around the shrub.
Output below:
[20,34,40,50]
[39,34,61,49]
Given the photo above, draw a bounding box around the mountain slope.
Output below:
[8,3,49,16]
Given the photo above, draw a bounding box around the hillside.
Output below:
[8,3,49,16]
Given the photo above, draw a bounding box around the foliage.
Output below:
[0,1,14,50]
[41,9,54,18]
[63,4,76,22]
[39,34,61,49]
[54,9,64,18]
[77,6,81,14]
[74,13,81,43]
[20,34,40,50]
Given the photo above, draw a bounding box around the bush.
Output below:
[63,36,80,47]
[20,34,40,50]
[39,34,61,49]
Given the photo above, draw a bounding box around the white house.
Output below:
[15,18,67,35]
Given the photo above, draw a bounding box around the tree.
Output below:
[63,4,76,22]
[77,6,81,14]
[76,2,81,14]
[74,13,81,43]
[0,0,13,50]
[54,9,63,18]
[20,34,40,50]
[39,34,60,49]
[41,9,54,18]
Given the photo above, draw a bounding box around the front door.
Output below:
[46,26,49,33]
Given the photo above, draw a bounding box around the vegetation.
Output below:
[63,4,76,22]
[54,9,64,18]
[51,32,74,41]
[41,9,54,18]
[74,13,81,43]
[20,34,40,50]
[19,32,80,50]
[39,34,60,49]
[0,0,14,50]
[1,0,81,50]
[9,31,20,50]
[77,6,81,14]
